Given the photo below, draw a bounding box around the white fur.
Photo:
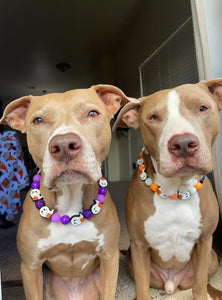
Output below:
[159,91,196,161]
[144,192,202,262]
[38,220,104,252]
[55,183,84,215]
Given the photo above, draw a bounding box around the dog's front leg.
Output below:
[131,241,151,300]
[191,236,212,300]
[21,262,43,300]
[100,249,119,300]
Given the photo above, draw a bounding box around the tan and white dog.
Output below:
[0,85,133,300]
[113,79,222,300]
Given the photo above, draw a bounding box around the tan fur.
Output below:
[0,84,131,300]
[114,79,222,300]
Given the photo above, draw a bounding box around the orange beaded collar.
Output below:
[137,150,205,200]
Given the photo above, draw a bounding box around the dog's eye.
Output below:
[199,105,208,112]
[149,114,159,121]
[88,110,99,117]
[33,117,44,124]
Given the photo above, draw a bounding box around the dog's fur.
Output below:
[0,84,134,300]
[113,79,222,300]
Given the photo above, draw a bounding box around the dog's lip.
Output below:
[58,169,80,177]
[176,164,198,175]
[160,161,205,178]
[52,167,93,185]
[56,168,88,181]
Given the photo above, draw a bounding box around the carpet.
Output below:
[115,254,222,300]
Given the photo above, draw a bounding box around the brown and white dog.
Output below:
[0,85,133,300]
[113,79,222,300]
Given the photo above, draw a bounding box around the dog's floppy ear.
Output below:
[92,84,138,116]
[200,78,222,110]
[113,100,141,131]
[0,96,33,133]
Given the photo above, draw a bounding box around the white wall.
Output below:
[204,0,222,212]
[191,0,222,211]
[203,0,222,78]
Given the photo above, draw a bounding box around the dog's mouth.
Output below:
[58,169,84,181]
[175,163,203,176]
[43,162,102,190]
[159,158,212,178]
[49,168,91,188]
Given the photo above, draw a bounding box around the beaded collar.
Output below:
[30,173,108,225]
[137,150,205,200]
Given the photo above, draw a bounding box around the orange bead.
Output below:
[138,164,145,171]
[139,151,143,158]
[170,193,178,199]
[194,182,202,190]
[150,183,159,192]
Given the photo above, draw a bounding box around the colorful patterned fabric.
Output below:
[0,131,29,221]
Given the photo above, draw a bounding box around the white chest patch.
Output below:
[37,220,104,252]
[144,193,202,262]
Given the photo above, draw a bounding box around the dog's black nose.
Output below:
[49,133,82,162]
[168,134,199,157]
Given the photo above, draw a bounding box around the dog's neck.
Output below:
[143,151,198,195]
[55,183,84,216]
[39,174,97,216]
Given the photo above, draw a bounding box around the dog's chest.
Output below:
[37,220,104,252]
[144,193,202,263]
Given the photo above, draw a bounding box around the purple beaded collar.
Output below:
[30,173,108,226]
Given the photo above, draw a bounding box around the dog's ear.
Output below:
[112,101,141,131]
[92,84,138,116]
[200,78,222,110]
[0,96,33,133]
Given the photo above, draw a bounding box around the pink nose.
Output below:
[49,133,82,162]
[168,134,199,157]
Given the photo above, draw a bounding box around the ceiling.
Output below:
[0,0,140,103]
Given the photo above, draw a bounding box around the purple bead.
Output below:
[35,199,45,209]
[83,209,92,219]
[51,213,61,223]
[61,215,70,225]
[33,174,41,182]
[31,181,40,189]
[97,194,105,203]
[98,187,107,195]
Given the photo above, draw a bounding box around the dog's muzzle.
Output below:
[49,133,82,162]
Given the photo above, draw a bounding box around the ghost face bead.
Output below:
[137,157,144,165]
[39,206,54,218]
[178,191,191,200]
[70,213,85,225]
[99,177,108,187]
[91,200,102,214]
[157,188,168,199]
[140,171,147,181]
[30,189,42,201]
